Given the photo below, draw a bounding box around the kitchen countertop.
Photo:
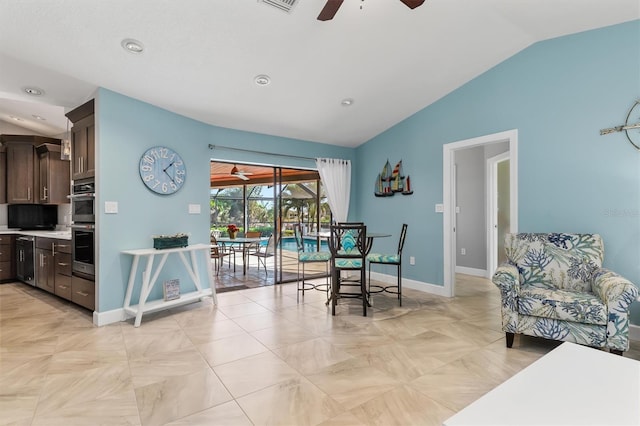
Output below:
[0,229,72,240]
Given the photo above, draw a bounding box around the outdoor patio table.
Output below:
[216,236,266,275]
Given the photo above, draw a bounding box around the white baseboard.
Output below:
[93,308,130,326]
[369,271,449,298]
[455,266,487,278]
[630,324,640,342]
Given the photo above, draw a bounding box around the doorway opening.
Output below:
[210,161,331,291]
[443,130,518,297]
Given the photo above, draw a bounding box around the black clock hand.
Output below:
[163,168,175,183]
[162,161,175,172]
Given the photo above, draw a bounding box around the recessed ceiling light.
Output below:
[254,75,271,86]
[121,38,144,54]
[9,115,23,121]
[23,87,44,96]
[341,98,354,106]
[32,114,46,121]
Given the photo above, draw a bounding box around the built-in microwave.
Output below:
[70,178,95,223]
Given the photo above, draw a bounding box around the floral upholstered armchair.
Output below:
[492,233,638,354]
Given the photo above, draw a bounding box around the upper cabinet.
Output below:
[65,99,95,180]
[0,135,67,205]
[0,146,6,204]
[36,144,71,204]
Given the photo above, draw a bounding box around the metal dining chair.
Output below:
[243,231,262,266]
[210,233,235,274]
[328,223,368,316]
[294,223,331,302]
[367,223,408,305]
[248,233,276,276]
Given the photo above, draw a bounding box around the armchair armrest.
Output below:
[592,268,639,351]
[492,263,520,293]
[592,268,638,312]
[492,263,521,333]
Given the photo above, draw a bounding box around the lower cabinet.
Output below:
[71,275,95,310]
[35,237,57,293]
[31,236,95,311]
[0,234,15,282]
[54,240,72,300]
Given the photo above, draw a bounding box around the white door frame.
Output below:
[486,151,510,279]
[443,129,518,297]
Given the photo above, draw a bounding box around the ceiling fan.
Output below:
[317,0,425,21]
[230,164,253,181]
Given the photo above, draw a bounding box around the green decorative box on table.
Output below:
[153,233,189,250]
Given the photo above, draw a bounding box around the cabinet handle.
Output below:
[51,243,55,257]
[43,187,48,200]
[28,187,31,201]
[58,284,68,290]
[76,291,89,297]
[58,262,69,266]
[57,244,69,248]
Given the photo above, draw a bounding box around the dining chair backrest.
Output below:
[397,223,408,256]
[264,234,276,255]
[329,223,367,259]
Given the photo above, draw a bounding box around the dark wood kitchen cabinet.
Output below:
[53,239,72,301]
[0,234,15,282]
[35,237,55,293]
[65,99,95,180]
[36,144,70,204]
[0,135,63,204]
[0,146,6,204]
[5,141,36,204]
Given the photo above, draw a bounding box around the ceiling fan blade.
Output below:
[235,173,250,181]
[317,0,344,21]
[399,0,425,9]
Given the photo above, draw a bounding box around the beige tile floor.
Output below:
[1,275,639,426]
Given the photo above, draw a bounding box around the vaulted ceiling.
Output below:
[1,1,638,147]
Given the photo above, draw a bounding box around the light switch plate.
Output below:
[435,203,444,213]
[188,204,201,214]
[105,201,118,214]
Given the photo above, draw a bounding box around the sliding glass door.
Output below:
[210,161,329,286]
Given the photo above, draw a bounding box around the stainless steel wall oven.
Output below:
[71,178,95,280]
[71,223,94,280]
[70,178,95,223]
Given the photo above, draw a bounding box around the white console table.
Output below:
[122,243,217,327]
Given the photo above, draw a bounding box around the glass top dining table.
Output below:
[215,236,266,275]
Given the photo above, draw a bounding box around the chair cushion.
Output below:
[518,286,607,325]
[335,258,363,269]
[299,252,331,262]
[367,253,399,264]
[506,233,603,292]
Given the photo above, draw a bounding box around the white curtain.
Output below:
[316,158,351,223]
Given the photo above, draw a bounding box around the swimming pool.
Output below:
[280,236,329,252]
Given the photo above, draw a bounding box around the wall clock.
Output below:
[139,146,186,195]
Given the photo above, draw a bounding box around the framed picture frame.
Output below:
[163,279,180,301]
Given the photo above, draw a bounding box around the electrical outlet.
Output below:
[460,248,466,255]
[409,256,415,265]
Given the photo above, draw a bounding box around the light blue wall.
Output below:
[355,21,640,323]
[97,88,353,312]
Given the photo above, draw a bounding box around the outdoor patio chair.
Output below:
[249,233,276,276]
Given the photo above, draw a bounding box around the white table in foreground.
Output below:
[122,243,217,327]
[443,342,640,426]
